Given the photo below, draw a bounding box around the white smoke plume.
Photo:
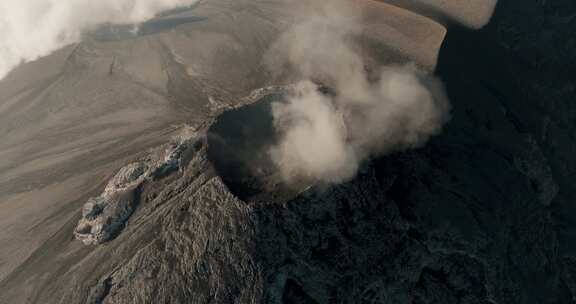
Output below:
[0,0,198,80]
[267,0,450,184]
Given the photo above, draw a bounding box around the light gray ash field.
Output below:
[1,0,576,303]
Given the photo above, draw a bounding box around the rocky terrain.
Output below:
[74,130,200,245]
[1,0,576,303]
[0,0,447,289]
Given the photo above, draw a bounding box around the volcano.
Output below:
[1,0,575,303]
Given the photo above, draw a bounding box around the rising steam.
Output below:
[266,0,450,184]
[0,0,198,80]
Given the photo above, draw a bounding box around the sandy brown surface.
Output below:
[380,0,498,28]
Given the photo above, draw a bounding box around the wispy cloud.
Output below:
[0,0,198,79]
[266,0,450,184]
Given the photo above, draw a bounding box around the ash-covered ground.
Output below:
[1,0,575,303]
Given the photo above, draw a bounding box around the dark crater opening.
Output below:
[207,92,286,202]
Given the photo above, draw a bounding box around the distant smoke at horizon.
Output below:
[266,0,450,184]
[0,0,198,80]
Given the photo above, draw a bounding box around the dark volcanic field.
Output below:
[1,0,576,303]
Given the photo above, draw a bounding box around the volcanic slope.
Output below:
[4,1,574,304]
[0,0,448,301]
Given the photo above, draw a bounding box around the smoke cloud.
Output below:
[0,0,198,79]
[266,0,450,184]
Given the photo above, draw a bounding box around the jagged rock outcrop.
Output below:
[74,191,137,245]
[74,130,201,245]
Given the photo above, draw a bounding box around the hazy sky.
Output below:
[0,0,198,80]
